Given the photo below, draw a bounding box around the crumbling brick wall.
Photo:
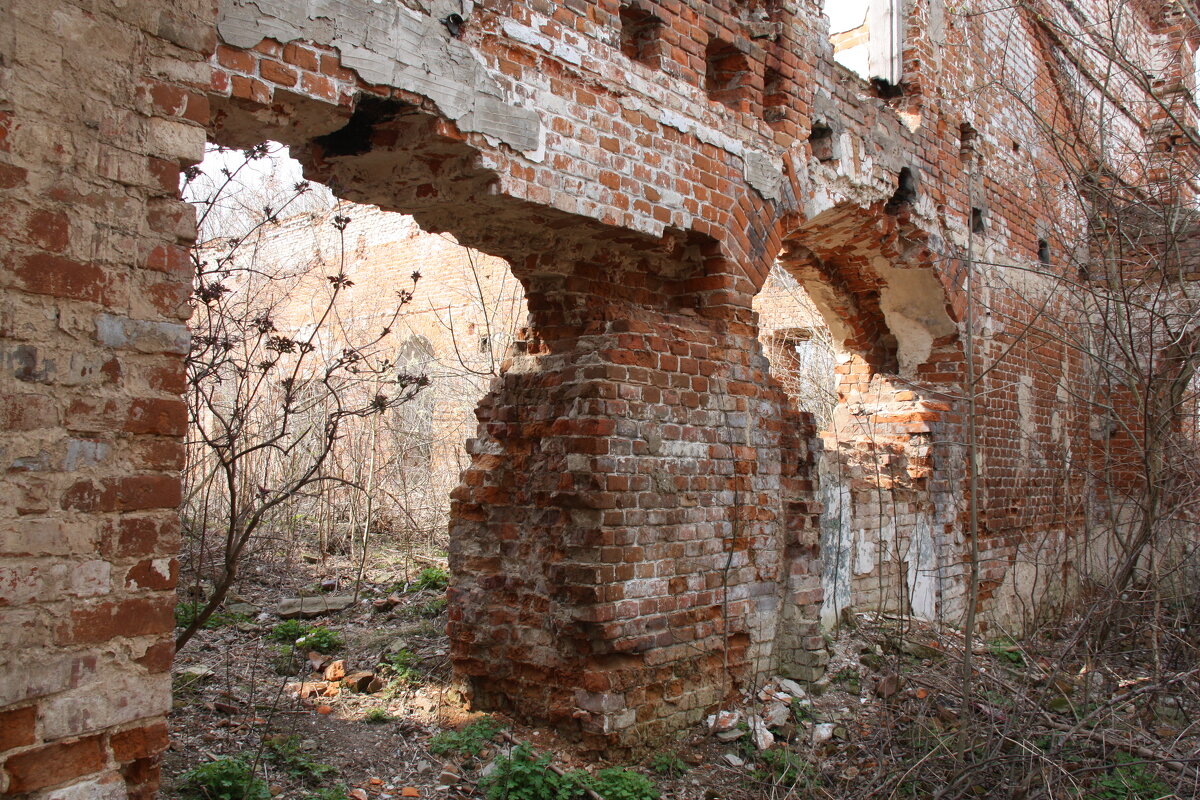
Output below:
[3,0,1197,786]
[0,1,212,796]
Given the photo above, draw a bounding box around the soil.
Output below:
[164,554,1200,799]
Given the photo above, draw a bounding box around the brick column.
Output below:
[0,1,211,796]
[448,261,823,751]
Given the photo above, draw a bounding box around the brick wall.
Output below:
[0,0,212,795]
[3,0,1197,778]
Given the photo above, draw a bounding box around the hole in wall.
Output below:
[809,122,835,162]
[753,265,838,428]
[763,66,786,124]
[884,167,917,214]
[971,206,987,234]
[959,122,978,160]
[822,0,903,88]
[312,96,414,158]
[705,37,753,111]
[619,4,664,66]
[1037,238,1050,267]
[825,0,870,80]
[870,77,903,99]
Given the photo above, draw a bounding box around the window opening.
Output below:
[809,122,836,162]
[824,0,903,86]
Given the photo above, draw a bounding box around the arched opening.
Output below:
[172,33,823,756]
[181,145,531,572]
[769,202,961,629]
[753,265,838,429]
[169,138,564,791]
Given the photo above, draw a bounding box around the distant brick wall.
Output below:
[198,203,527,524]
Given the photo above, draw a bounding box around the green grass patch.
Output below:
[1092,752,1171,799]
[178,757,271,800]
[269,621,342,654]
[648,751,687,777]
[410,566,449,592]
[429,717,505,758]
[479,744,659,800]
[175,602,249,630]
[264,735,337,783]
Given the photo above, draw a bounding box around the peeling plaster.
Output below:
[906,514,938,620]
[743,150,783,201]
[1018,373,1035,461]
[217,0,542,153]
[874,259,957,378]
[855,526,880,576]
[818,456,852,628]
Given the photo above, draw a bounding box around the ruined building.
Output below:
[2,0,1198,795]
[191,199,831,567]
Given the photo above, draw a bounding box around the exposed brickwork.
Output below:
[0,0,210,794]
[2,0,1197,783]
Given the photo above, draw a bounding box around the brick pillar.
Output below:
[0,1,211,796]
[448,258,822,751]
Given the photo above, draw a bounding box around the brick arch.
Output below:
[763,201,965,627]
[198,21,824,751]
[776,202,959,379]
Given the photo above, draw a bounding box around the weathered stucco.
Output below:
[218,0,543,152]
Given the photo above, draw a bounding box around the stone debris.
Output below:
[345,670,384,693]
[813,722,836,745]
[225,602,258,616]
[875,672,903,698]
[179,665,214,681]
[277,594,356,618]
[721,753,744,768]
[707,709,740,732]
[213,700,240,715]
[747,715,775,751]
[436,764,461,789]
[762,700,791,728]
[373,594,402,611]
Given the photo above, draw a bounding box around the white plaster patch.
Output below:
[854,529,876,575]
[743,150,783,201]
[818,458,853,629]
[40,673,172,740]
[43,775,128,800]
[874,259,957,378]
[1018,374,1035,460]
[217,0,542,153]
[905,514,938,620]
[65,439,110,471]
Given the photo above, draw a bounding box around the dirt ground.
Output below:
[164,553,1200,799]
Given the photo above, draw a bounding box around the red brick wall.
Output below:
[190,0,1189,743]
[0,0,212,795]
[2,0,1196,776]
